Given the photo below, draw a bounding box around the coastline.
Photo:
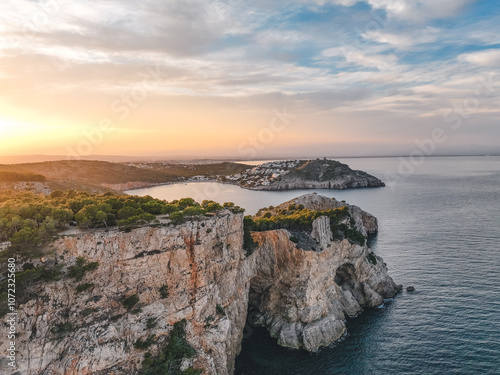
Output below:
[123,178,386,194]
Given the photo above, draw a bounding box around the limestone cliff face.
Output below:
[1,194,398,375]
[3,213,250,375]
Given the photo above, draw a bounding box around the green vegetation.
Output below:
[243,216,257,257]
[131,306,143,315]
[0,189,243,261]
[253,206,349,232]
[345,228,366,246]
[222,202,245,214]
[80,308,98,317]
[216,304,226,316]
[140,319,201,375]
[251,206,366,246]
[204,316,215,329]
[289,236,299,243]
[146,317,158,329]
[168,212,185,225]
[110,314,124,322]
[159,285,169,299]
[67,257,99,281]
[134,335,156,350]
[286,159,355,182]
[51,322,74,335]
[76,283,95,293]
[367,252,377,265]
[0,171,47,182]
[123,294,140,310]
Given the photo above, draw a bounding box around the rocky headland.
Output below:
[221,159,385,190]
[0,194,398,375]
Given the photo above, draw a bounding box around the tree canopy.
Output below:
[0,190,244,260]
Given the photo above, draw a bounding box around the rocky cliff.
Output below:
[247,194,399,351]
[1,194,398,375]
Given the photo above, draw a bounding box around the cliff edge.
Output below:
[0,194,398,375]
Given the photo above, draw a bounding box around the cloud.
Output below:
[366,0,474,21]
[459,49,500,67]
[344,51,399,70]
[362,27,440,49]
[299,0,474,21]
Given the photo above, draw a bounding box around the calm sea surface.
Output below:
[127,156,500,375]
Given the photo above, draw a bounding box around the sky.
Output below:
[0,0,499,159]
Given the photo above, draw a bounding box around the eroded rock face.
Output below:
[248,230,397,351]
[246,194,398,351]
[0,194,398,374]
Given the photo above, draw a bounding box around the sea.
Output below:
[126,156,500,375]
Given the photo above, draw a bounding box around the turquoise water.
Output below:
[128,156,500,375]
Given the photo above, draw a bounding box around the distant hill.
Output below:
[0,160,251,193]
[0,155,146,164]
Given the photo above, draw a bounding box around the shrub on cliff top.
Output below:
[248,206,366,246]
[168,211,185,224]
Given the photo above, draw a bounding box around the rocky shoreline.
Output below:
[224,159,385,191]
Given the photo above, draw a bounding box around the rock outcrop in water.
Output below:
[248,194,398,351]
[0,194,398,375]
